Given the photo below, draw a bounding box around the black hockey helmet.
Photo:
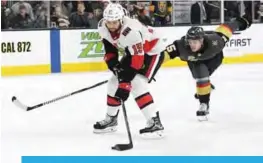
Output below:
[186,26,205,40]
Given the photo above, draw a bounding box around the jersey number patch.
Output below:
[166,44,176,53]
[132,43,143,55]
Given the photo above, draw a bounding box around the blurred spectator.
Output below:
[61,1,73,14]
[90,0,110,20]
[253,1,261,20]
[134,2,152,25]
[244,1,253,18]
[34,5,48,28]
[32,1,49,17]
[69,2,90,28]
[51,1,70,17]
[71,1,93,14]
[134,3,152,26]
[117,2,152,26]
[2,0,263,30]
[191,1,211,24]
[11,0,34,20]
[9,4,34,29]
[149,1,172,26]
[94,7,103,21]
[89,0,110,12]
[224,1,240,21]
[243,0,261,21]
[257,1,263,22]
[206,1,220,23]
[87,8,101,29]
[102,0,110,10]
[50,5,70,28]
[1,0,8,29]
[126,2,137,18]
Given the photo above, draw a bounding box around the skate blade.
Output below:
[197,116,208,122]
[196,110,209,122]
[140,130,164,139]
[93,126,117,134]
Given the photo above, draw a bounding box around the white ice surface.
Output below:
[1,64,263,163]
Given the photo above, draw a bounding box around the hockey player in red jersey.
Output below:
[93,3,165,137]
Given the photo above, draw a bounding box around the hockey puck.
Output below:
[12,96,17,102]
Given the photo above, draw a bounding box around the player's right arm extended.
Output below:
[215,14,252,43]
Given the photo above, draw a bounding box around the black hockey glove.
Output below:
[115,81,131,101]
[112,60,137,82]
[104,53,120,73]
[236,14,252,31]
[113,66,133,102]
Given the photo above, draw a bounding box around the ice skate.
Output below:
[93,111,119,134]
[196,103,209,121]
[140,112,164,138]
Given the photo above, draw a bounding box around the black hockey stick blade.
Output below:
[12,96,31,111]
[112,143,133,151]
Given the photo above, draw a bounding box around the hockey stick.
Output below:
[111,70,133,151]
[12,80,108,111]
[112,100,133,151]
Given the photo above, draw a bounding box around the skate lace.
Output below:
[146,119,154,128]
[199,103,208,111]
[99,115,112,126]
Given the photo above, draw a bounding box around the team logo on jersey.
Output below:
[212,40,218,46]
[113,42,125,55]
[188,56,198,61]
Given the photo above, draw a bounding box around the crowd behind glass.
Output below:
[1,0,263,30]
